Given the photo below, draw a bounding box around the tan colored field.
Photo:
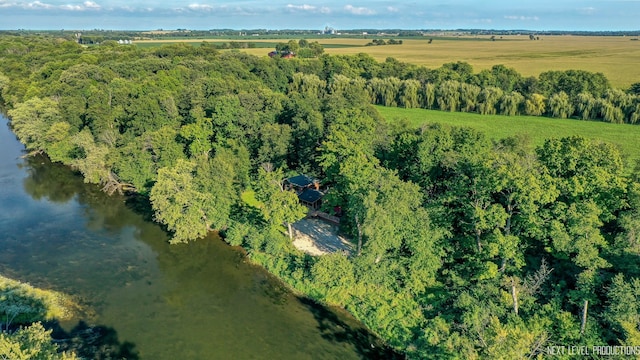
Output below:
[137,36,640,88]
[325,36,640,89]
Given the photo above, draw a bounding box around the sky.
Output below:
[0,0,639,31]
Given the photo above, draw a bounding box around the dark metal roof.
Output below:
[298,189,323,204]
[287,174,314,187]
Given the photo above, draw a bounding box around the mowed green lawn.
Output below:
[376,105,640,166]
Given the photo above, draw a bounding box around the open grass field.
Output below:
[136,35,640,88]
[376,105,640,166]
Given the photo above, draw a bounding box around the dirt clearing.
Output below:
[292,218,353,256]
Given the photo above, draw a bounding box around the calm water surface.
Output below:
[0,114,392,359]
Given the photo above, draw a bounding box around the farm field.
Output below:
[135,35,640,88]
[325,36,640,89]
[376,105,640,166]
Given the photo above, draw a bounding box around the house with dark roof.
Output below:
[285,174,314,190]
[298,188,324,210]
[285,174,324,210]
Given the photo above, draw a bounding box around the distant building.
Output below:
[323,26,336,35]
[268,51,295,59]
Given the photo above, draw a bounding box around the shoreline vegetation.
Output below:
[0,274,81,325]
[1,274,138,359]
[1,33,640,358]
[0,274,80,359]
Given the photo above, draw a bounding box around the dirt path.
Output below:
[292,218,353,256]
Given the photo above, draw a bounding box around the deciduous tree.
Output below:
[254,167,307,240]
[548,91,573,118]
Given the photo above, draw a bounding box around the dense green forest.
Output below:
[1,34,640,359]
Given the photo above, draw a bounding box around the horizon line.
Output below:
[2,28,640,33]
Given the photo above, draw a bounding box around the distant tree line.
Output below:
[3,29,640,42]
[286,55,640,124]
[211,41,257,49]
[365,39,403,46]
[360,66,640,124]
[274,39,324,58]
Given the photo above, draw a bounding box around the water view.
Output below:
[0,113,391,359]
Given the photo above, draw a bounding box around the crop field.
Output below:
[136,35,640,88]
[376,105,640,166]
[322,35,640,89]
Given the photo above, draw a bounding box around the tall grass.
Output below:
[0,274,80,326]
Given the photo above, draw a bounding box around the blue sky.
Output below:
[0,0,638,31]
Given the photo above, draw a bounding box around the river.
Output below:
[0,113,394,359]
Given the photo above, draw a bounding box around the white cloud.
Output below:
[344,4,375,15]
[504,15,540,21]
[25,1,54,9]
[286,4,314,11]
[0,0,17,8]
[83,1,99,9]
[187,3,213,11]
[387,6,398,13]
[60,1,101,10]
[1,0,103,11]
[578,7,596,15]
[172,4,264,16]
[286,4,330,14]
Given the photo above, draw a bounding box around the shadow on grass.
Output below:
[298,297,403,360]
[48,320,139,359]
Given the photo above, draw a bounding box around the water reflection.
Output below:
[21,157,81,204]
[50,321,140,359]
[0,114,396,359]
